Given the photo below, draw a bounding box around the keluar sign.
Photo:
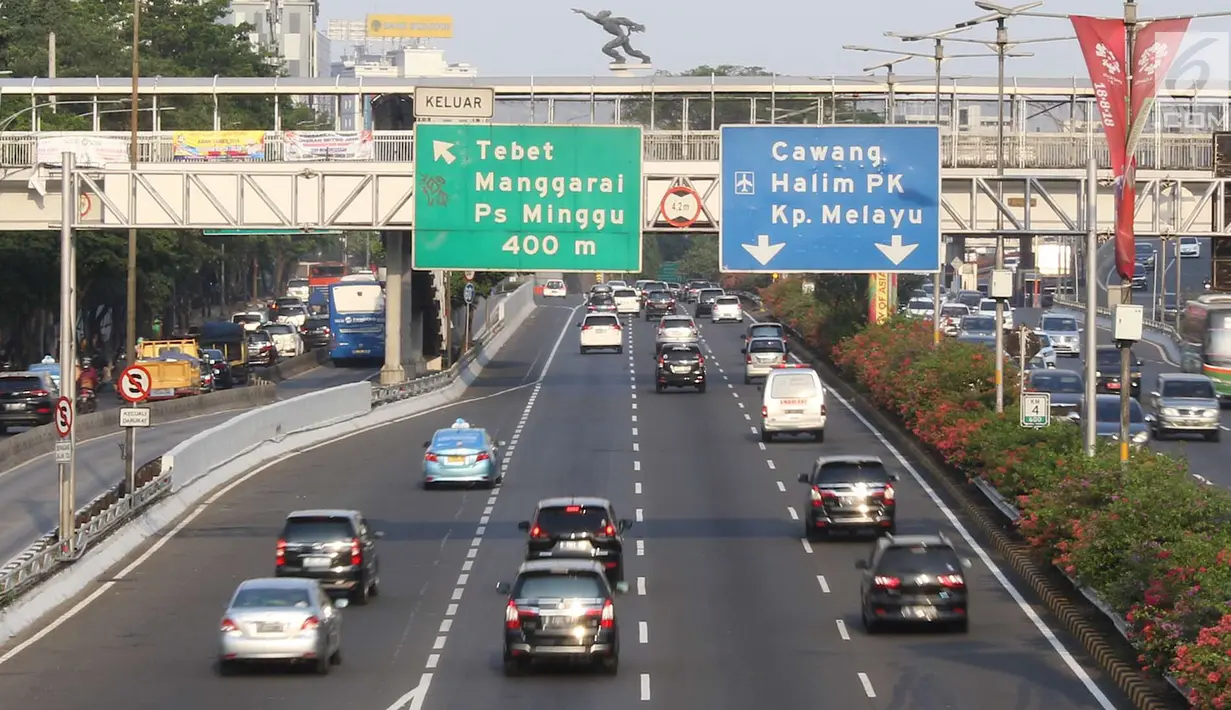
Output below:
[172,131,266,161]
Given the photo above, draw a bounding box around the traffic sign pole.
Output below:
[118,365,153,497]
[57,153,78,557]
[411,124,643,272]
[719,125,942,273]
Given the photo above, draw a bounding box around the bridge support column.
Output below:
[380,231,407,385]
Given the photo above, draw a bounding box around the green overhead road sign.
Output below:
[411,123,643,272]
[202,229,342,236]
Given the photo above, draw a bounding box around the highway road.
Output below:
[0,362,378,564]
[0,295,1127,710]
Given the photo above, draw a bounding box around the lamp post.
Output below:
[846,37,1027,348]
[127,0,140,369]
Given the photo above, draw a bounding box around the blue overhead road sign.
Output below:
[719,125,941,274]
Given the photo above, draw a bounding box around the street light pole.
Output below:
[127,0,140,368]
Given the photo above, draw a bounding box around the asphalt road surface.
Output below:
[0,361,378,564]
[0,296,1128,710]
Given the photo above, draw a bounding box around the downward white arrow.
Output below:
[874,235,919,265]
[432,140,456,164]
[741,234,785,266]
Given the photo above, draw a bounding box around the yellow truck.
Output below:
[135,339,203,400]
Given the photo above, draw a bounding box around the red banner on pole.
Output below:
[1071,15,1133,281]
[1129,18,1192,153]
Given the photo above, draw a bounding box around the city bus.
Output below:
[328,280,385,364]
[1178,294,1231,400]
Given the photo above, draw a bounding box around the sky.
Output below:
[319,0,1231,80]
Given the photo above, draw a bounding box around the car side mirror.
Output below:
[615,581,629,594]
[854,559,869,570]
[1145,414,1156,423]
[797,473,810,483]
[517,521,530,531]
[495,581,511,595]
[889,472,900,481]
[740,334,747,340]
[334,598,349,609]
[961,558,973,569]
[618,518,633,532]
[423,441,430,448]
[1136,360,1143,367]
[576,323,582,327]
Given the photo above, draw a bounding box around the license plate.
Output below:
[541,615,576,629]
[838,496,859,506]
[557,540,592,553]
[354,349,369,355]
[1107,382,1120,390]
[301,556,332,568]
[446,456,466,464]
[785,409,804,415]
[256,622,285,633]
[904,606,938,620]
[150,388,174,398]
[672,365,692,373]
[4,403,22,411]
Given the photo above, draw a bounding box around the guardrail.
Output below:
[0,277,538,609]
[1052,297,1182,344]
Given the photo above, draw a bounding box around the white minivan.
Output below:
[613,288,641,315]
[578,313,623,354]
[759,364,827,443]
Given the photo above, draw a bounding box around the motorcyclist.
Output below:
[77,356,99,393]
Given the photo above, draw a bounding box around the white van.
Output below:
[760,365,827,443]
[613,288,640,314]
[543,279,567,298]
[578,313,623,354]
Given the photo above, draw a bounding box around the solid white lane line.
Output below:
[641,673,651,701]
[836,619,850,640]
[857,672,876,698]
[817,575,830,593]
[637,576,646,595]
[786,506,799,520]
[639,621,648,643]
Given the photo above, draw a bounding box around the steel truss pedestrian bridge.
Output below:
[1,75,1230,237]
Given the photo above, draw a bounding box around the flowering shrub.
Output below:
[772,300,1231,709]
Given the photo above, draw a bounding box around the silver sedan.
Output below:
[218,577,346,675]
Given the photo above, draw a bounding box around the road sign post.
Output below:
[118,365,153,496]
[1020,392,1052,428]
[719,125,942,273]
[412,124,643,272]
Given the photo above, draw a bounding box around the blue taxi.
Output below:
[422,419,505,489]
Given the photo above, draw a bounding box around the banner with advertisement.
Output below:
[1128,19,1192,156]
[284,131,375,161]
[868,273,894,324]
[172,131,266,161]
[36,133,129,167]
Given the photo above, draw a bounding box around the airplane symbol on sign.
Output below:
[733,172,755,195]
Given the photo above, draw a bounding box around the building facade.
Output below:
[224,0,327,79]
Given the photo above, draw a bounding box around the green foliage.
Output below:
[677,234,719,280]
[446,272,509,307]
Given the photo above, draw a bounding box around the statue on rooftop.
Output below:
[572,9,651,65]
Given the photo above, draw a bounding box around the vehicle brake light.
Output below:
[506,601,521,629]
[873,576,902,589]
[874,485,895,502]
[530,525,548,539]
[761,406,768,417]
[602,524,615,536]
[31,389,50,397]
[275,538,286,566]
[220,617,240,633]
[425,452,438,462]
[821,403,827,416]
[697,355,705,366]
[613,323,622,330]
[301,615,321,631]
[746,354,752,364]
[581,325,593,330]
[657,356,665,368]
[476,452,490,462]
[565,505,582,513]
[599,599,614,628]
[937,574,965,588]
[350,537,362,566]
[811,486,838,507]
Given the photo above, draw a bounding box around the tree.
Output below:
[677,234,720,280]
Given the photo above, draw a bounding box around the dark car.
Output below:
[1094,345,1141,397]
[200,348,234,389]
[300,316,332,350]
[798,455,899,540]
[587,292,617,314]
[694,288,724,317]
[0,371,56,434]
[856,533,973,633]
[684,280,709,303]
[1024,368,1083,416]
[496,558,624,676]
[1135,242,1156,269]
[1131,263,1148,289]
[518,497,633,585]
[275,509,383,605]
[644,290,675,320]
[655,343,706,393]
[247,330,277,367]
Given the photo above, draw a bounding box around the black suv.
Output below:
[518,497,633,584]
[798,455,898,539]
[644,290,675,320]
[587,292,617,314]
[301,316,332,349]
[694,288,724,317]
[497,558,625,675]
[655,343,706,393]
[855,533,973,633]
[275,509,384,605]
[0,372,55,434]
[1094,345,1142,398]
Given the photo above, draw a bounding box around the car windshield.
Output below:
[288,278,309,288]
[513,572,606,600]
[877,546,963,575]
[546,280,564,288]
[716,296,740,305]
[957,292,982,307]
[699,289,724,300]
[614,289,636,298]
[232,587,311,608]
[907,300,930,311]
[941,306,968,317]
[749,339,786,353]
[280,305,307,316]
[1096,349,1133,368]
[585,315,619,327]
[749,325,784,338]
[1136,244,1154,255]
[662,318,692,329]
[961,316,995,332]
[978,300,997,312]
[535,506,610,536]
[275,298,300,307]
[248,332,272,343]
[1029,372,1083,392]
[1040,316,1078,332]
[590,294,614,304]
[431,428,485,450]
[282,517,353,543]
[648,292,671,301]
[0,376,42,393]
[203,349,224,360]
[662,347,701,361]
[1095,399,1144,422]
[1162,380,1216,398]
[814,462,890,485]
[264,324,293,334]
[306,317,328,328]
[769,373,817,398]
[234,314,262,324]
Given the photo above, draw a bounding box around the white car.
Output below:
[232,311,267,333]
[904,298,933,318]
[285,278,310,303]
[613,288,641,315]
[711,295,743,323]
[275,303,308,328]
[578,313,623,354]
[542,279,567,298]
[1029,333,1059,369]
[976,298,1013,329]
[760,364,827,443]
[1179,236,1201,258]
[606,280,628,289]
[261,323,304,358]
[939,304,971,336]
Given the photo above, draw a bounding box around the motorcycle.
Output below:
[76,387,98,414]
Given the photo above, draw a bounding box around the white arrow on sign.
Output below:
[875,235,920,266]
[432,140,456,165]
[741,234,785,266]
